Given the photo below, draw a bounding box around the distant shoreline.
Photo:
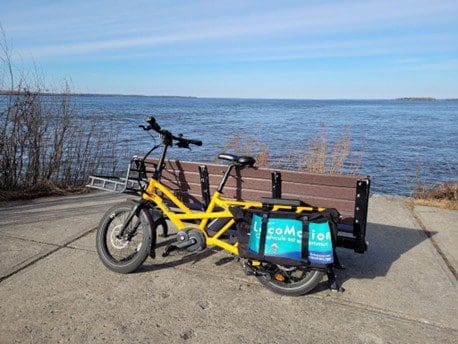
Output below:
[0,90,456,101]
[395,97,436,101]
[0,90,198,99]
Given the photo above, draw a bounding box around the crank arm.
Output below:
[162,238,197,257]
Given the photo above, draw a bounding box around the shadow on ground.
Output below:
[135,221,432,291]
[336,222,433,281]
[136,237,221,273]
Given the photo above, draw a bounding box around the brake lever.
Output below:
[147,117,161,131]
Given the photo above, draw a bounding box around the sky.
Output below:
[1,0,457,99]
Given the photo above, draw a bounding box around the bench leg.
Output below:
[327,266,345,293]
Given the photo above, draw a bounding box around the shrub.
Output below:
[414,182,457,201]
[406,158,457,209]
[0,28,121,197]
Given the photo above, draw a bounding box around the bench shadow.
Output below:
[311,222,435,291]
[163,160,204,208]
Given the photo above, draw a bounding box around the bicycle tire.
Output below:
[257,264,324,296]
[96,201,153,274]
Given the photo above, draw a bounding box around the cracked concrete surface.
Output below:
[0,191,456,343]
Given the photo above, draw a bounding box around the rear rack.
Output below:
[86,157,156,194]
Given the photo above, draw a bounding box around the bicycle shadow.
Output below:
[137,221,433,285]
[312,222,434,292]
[135,237,221,273]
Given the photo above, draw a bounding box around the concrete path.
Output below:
[0,192,456,343]
[413,204,457,276]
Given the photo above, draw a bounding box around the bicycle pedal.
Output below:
[162,245,178,257]
[240,262,255,276]
[243,269,255,276]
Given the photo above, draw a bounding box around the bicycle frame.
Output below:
[141,175,323,256]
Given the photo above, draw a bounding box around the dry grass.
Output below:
[297,125,361,174]
[415,181,457,200]
[408,182,458,210]
[218,130,270,167]
[219,124,362,174]
[406,157,457,210]
[0,180,93,203]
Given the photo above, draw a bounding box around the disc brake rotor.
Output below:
[277,265,297,272]
[110,225,129,249]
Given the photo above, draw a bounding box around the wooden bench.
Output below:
[141,158,370,254]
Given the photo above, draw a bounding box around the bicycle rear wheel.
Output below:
[257,263,324,296]
[96,201,153,274]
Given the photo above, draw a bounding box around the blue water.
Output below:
[3,95,458,195]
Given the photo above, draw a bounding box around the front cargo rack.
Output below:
[86,157,155,194]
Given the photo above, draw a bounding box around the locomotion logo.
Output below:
[248,215,302,259]
[250,216,302,243]
[248,214,333,264]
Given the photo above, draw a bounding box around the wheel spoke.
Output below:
[106,210,146,262]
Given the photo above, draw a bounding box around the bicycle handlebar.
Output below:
[139,116,203,148]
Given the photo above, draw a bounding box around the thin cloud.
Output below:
[2,0,457,98]
[8,0,458,58]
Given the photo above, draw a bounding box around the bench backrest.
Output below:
[148,159,366,220]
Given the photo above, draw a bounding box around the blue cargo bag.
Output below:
[231,207,338,267]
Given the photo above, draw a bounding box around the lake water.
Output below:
[3,95,458,195]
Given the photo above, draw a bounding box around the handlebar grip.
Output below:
[188,139,202,146]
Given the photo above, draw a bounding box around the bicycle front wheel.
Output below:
[96,201,153,274]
